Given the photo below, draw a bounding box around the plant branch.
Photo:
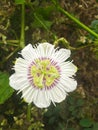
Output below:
[27,104,31,121]
[54,37,94,50]
[51,0,98,38]
[20,4,25,48]
[0,40,19,46]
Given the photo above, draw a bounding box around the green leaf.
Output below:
[32,13,53,30]
[76,99,84,107]
[69,106,75,112]
[72,110,78,117]
[91,20,98,29]
[0,71,14,104]
[79,118,93,128]
[89,20,98,40]
[15,0,25,4]
[48,117,56,124]
[93,122,98,130]
[67,96,75,105]
[35,6,56,19]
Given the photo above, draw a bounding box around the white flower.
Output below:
[9,43,77,108]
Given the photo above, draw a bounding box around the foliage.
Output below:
[0,71,14,104]
[79,118,93,128]
[43,92,98,130]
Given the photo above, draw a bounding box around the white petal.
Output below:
[23,87,51,108]
[60,62,77,77]
[59,77,77,92]
[9,74,30,90]
[14,57,30,68]
[48,86,67,103]
[14,58,29,74]
[21,44,38,61]
[35,43,46,57]
[22,86,35,103]
[37,42,55,58]
[54,48,71,63]
[33,88,51,108]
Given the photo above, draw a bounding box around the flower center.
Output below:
[30,58,60,89]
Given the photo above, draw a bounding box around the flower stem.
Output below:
[19,3,32,121]
[27,104,31,121]
[52,0,98,38]
[20,4,25,48]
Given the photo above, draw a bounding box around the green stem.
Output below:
[27,104,31,121]
[54,37,93,50]
[2,47,19,63]
[0,40,19,46]
[54,37,69,47]
[52,0,98,38]
[20,4,25,48]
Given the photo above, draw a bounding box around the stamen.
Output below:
[28,58,60,89]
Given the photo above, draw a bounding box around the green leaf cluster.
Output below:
[0,71,14,104]
[79,118,98,130]
[32,6,55,30]
[79,118,93,128]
